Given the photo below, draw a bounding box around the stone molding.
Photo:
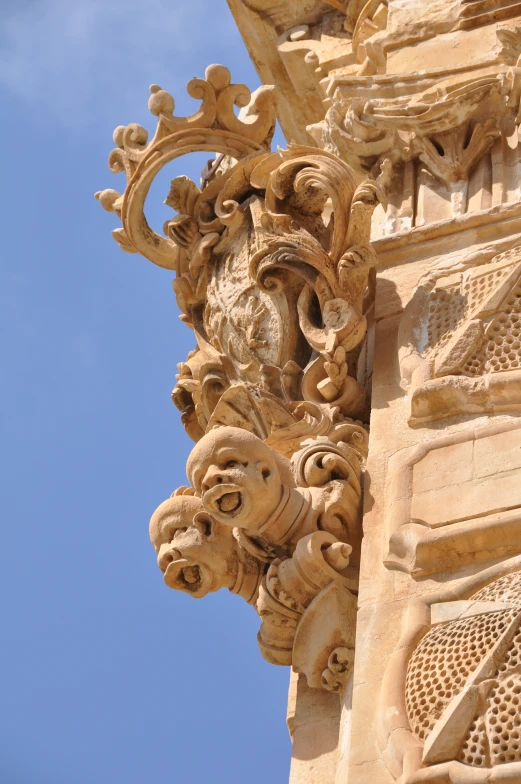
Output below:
[384,418,521,578]
[398,247,521,424]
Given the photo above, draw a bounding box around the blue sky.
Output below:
[0,2,291,782]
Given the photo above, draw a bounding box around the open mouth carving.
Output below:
[204,484,244,518]
[165,559,203,593]
[179,564,201,587]
[217,491,242,514]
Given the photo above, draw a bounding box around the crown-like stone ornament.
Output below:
[95,64,277,268]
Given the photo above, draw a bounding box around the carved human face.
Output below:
[186,426,293,532]
[149,495,237,598]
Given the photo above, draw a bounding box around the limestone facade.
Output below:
[96,2,521,782]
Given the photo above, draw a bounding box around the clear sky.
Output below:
[0,2,291,782]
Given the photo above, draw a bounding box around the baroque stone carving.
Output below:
[310,69,521,215]
[149,492,264,602]
[226,0,390,146]
[407,574,521,772]
[94,1,521,782]
[256,533,357,691]
[97,66,382,436]
[97,65,375,692]
[150,424,366,690]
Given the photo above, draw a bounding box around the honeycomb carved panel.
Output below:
[405,572,521,773]
[399,248,521,423]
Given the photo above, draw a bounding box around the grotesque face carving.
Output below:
[186,426,295,532]
[149,495,238,598]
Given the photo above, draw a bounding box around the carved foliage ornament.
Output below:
[96,66,377,689]
[97,65,383,437]
[310,64,521,215]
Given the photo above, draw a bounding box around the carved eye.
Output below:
[172,527,187,540]
[225,460,238,469]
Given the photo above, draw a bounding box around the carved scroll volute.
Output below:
[257,531,357,692]
[292,426,367,565]
[247,146,382,417]
[149,425,366,691]
[249,145,381,303]
[97,63,374,691]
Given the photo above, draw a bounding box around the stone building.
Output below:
[96,1,521,782]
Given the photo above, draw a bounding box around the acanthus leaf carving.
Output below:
[497,25,521,66]
[309,66,521,220]
[98,63,377,692]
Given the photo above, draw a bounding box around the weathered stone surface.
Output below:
[95,2,521,782]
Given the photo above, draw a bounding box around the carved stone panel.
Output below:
[398,248,521,424]
[384,420,521,578]
[380,568,521,783]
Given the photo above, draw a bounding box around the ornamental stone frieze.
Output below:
[96,3,521,783]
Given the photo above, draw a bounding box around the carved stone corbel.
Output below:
[149,423,366,691]
[257,531,357,692]
[97,65,375,692]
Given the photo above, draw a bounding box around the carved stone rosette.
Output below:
[97,65,378,691]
